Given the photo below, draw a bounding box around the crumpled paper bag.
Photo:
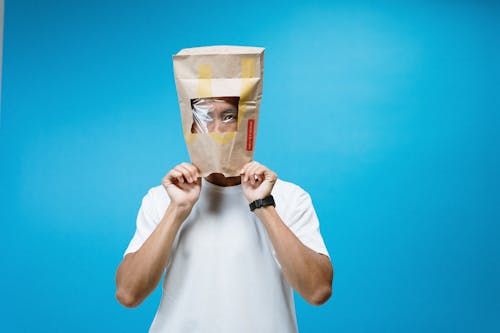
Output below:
[173,45,265,177]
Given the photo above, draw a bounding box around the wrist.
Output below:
[168,202,193,221]
[249,195,275,212]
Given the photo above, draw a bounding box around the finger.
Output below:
[253,166,267,183]
[259,169,276,183]
[174,172,185,184]
[248,162,262,183]
[247,165,258,184]
[165,169,180,182]
[240,161,256,181]
[243,165,256,183]
[181,162,198,178]
[240,164,248,181]
[240,171,249,184]
[240,167,248,182]
[248,163,264,184]
[176,165,194,183]
[175,165,196,183]
[162,175,173,186]
[165,169,183,185]
[241,162,256,183]
[252,163,275,182]
[266,170,278,182]
[181,162,200,180]
[171,168,187,184]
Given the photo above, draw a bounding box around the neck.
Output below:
[205,173,241,187]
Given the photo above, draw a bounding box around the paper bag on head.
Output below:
[173,45,265,177]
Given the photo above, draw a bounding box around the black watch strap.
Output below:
[249,195,276,211]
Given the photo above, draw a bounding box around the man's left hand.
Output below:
[240,161,277,203]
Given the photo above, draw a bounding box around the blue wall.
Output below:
[1,0,498,331]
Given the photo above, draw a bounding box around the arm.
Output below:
[115,163,201,308]
[254,206,333,306]
[240,161,333,306]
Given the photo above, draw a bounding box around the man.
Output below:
[115,97,333,332]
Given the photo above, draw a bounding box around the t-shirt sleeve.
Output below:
[285,189,330,259]
[123,189,162,257]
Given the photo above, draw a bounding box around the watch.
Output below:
[249,195,276,211]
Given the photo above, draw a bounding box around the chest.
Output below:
[171,194,273,270]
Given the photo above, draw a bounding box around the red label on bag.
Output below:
[246,119,255,151]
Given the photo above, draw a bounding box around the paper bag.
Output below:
[173,45,265,177]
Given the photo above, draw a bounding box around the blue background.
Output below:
[1,0,499,332]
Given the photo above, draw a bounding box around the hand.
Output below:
[240,161,278,203]
[162,163,201,211]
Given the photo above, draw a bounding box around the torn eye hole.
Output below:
[190,97,240,133]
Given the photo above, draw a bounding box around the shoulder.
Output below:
[273,178,311,199]
[146,184,169,200]
[272,178,320,229]
[272,178,312,211]
[140,185,170,218]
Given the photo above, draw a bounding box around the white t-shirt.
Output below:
[124,178,330,333]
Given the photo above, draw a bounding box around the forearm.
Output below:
[254,206,333,305]
[115,203,189,307]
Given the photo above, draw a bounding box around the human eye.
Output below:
[222,110,237,122]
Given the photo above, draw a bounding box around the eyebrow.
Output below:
[221,109,237,115]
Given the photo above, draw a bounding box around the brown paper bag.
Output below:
[173,45,265,177]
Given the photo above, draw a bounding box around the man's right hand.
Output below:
[116,162,201,308]
[162,162,202,212]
